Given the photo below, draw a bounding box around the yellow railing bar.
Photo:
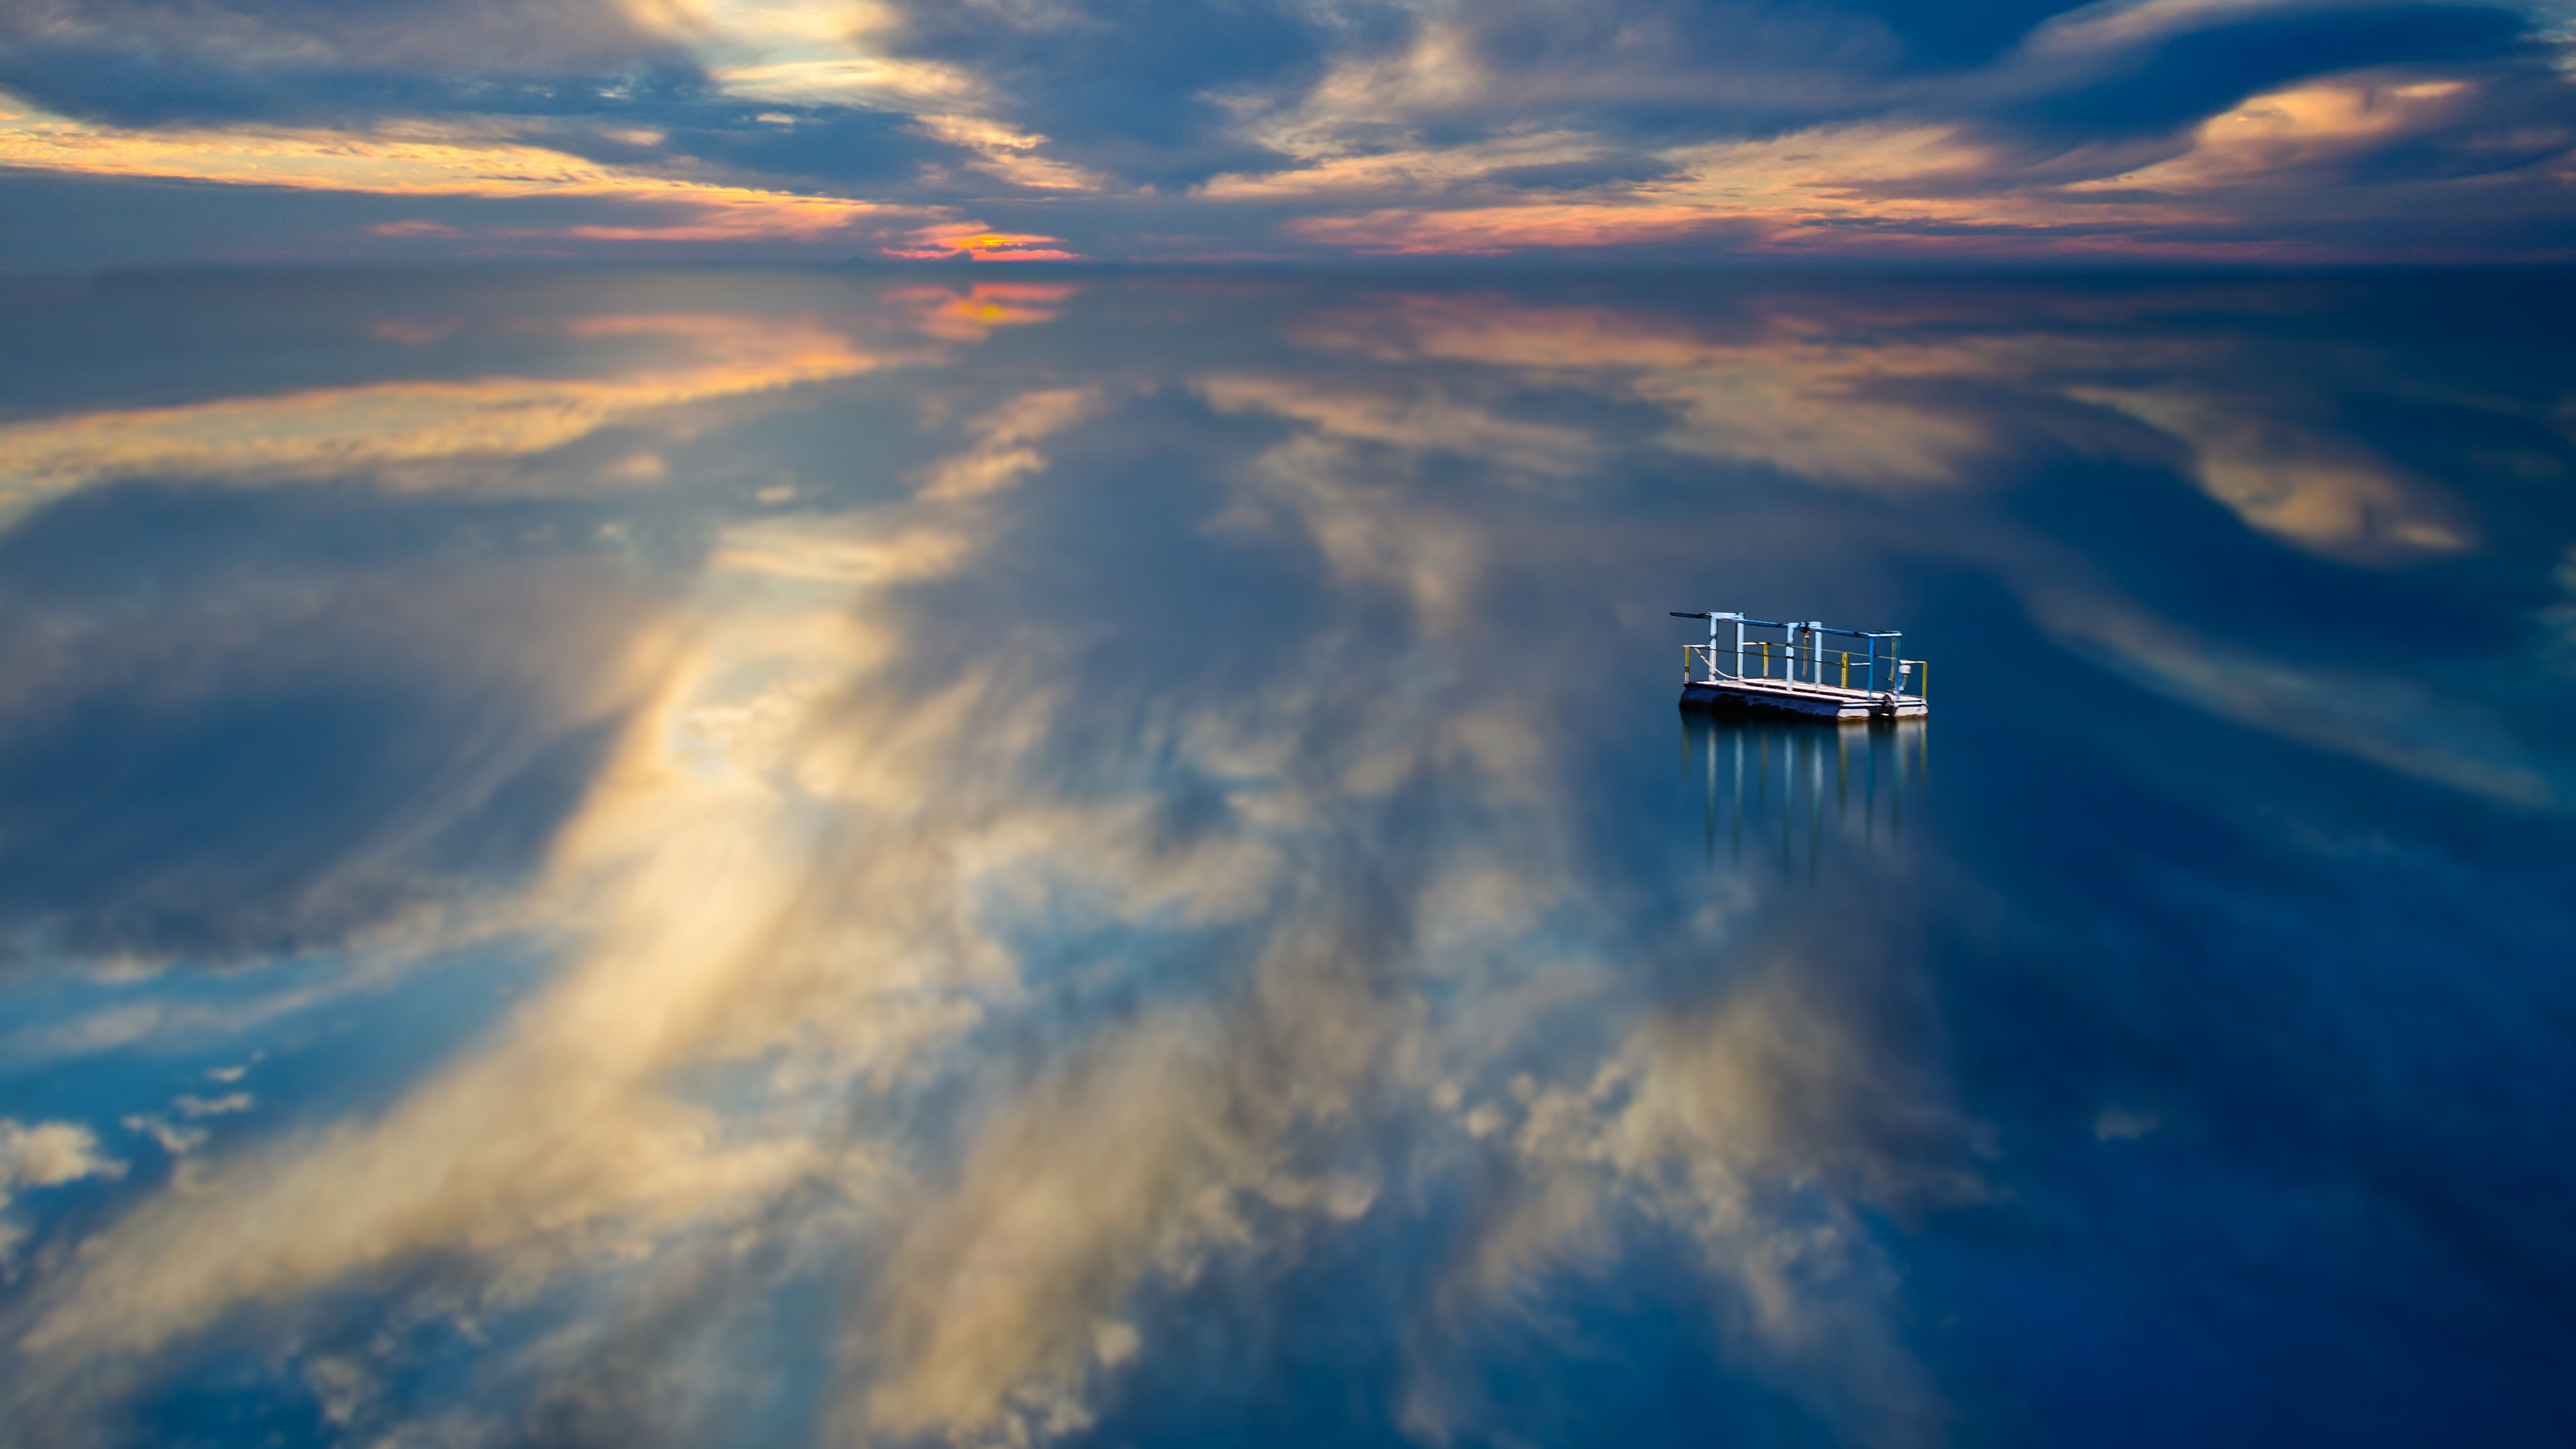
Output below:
[1682,643,1933,703]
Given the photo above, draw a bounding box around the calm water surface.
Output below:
[1,269,2571,1448]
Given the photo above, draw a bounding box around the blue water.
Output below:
[0,268,2571,1447]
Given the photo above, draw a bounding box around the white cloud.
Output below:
[0,1119,125,1263]
[2072,384,2473,559]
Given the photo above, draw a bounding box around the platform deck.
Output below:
[1680,675,1927,722]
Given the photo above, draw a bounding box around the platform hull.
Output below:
[1680,677,1927,721]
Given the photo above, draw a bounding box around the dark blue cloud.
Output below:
[0,28,728,138]
[0,170,411,270]
[572,103,953,191]
[876,0,1346,188]
[1999,3,2536,134]
[0,168,920,269]
[0,40,950,192]
[1317,0,2549,143]
[0,0,673,87]
[0,44,703,128]
[1456,0,1911,83]
[0,481,671,967]
[1869,0,2097,69]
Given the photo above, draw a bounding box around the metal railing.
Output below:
[1671,611,1927,701]
[1684,643,1926,700]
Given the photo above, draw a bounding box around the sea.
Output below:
[0,266,2571,1447]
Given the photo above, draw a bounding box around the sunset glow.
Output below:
[0,0,2562,264]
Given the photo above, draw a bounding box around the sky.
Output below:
[1,0,2573,267]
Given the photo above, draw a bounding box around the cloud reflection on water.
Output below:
[0,270,2569,1447]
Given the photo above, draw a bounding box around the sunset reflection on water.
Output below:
[0,268,2571,1448]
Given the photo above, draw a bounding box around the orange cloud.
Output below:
[0,90,928,245]
[882,229,1083,261]
[2071,78,2487,193]
[0,284,1091,512]
[0,89,1114,258]
[1274,294,1989,486]
[0,312,912,506]
[1273,120,2221,258]
[908,113,1110,192]
[1259,69,2570,262]
[884,282,1082,340]
[369,219,468,238]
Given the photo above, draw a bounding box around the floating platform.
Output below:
[1680,676,1926,721]
[1672,609,1929,723]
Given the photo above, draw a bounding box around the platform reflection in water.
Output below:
[1684,714,1927,873]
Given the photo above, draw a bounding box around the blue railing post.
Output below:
[1675,613,1924,708]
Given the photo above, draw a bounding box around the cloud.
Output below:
[2092,1104,2161,1140]
[1264,68,2576,260]
[1197,127,1627,205]
[1,274,2568,1446]
[667,0,991,116]
[1989,1,2537,136]
[119,1091,255,1158]
[0,481,687,967]
[0,0,2567,260]
[1220,2,2571,261]
[908,111,1110,191]
[882,225,1081,260]
[1208,282,2573,820]
[2070,382,2474,558]
[3,951,437,1066]
[1234,286,2565,811]
[0,378,1121,1395]
[0,1118,125,1262]
[0,90,951,241]
[0,326,1982,1448]
[853,1009,1339,1443]
[0,310,911,512]
[0,1118,122,1195]
[1277,294,1991,486]
[2026,584,2555,804]
[1260,119,2124,255]
[1199,373,1601,478]
[857,0,1334,189]
[0,0,680,103]
[0,283,1076,975]
[7,609,857,1367]
[1403,961,1983,1448]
